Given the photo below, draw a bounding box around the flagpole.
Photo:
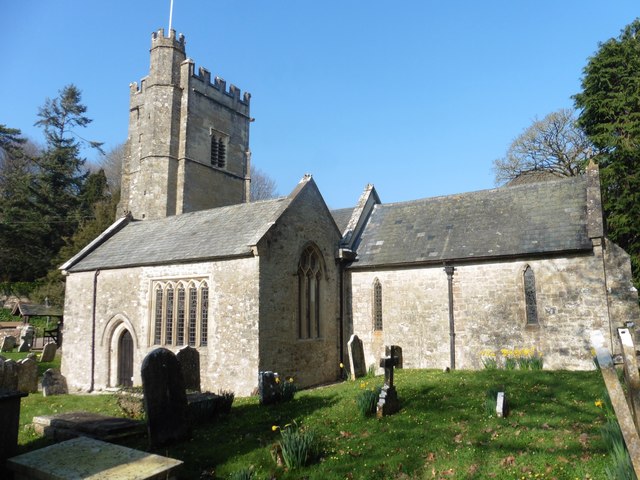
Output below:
[168,0,174,34]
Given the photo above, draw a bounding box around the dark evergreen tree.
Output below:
[574,19,640,288]
[33,84,102,260]
[0,126,50,281]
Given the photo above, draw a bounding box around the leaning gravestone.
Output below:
[347,334,366,380]
[18,326,35,353]
[141,348,189,446]
[258,371,280,405]
[176,345,200,392]
[1,335,16,353]
[42,369,68,396]
[40,342,58,362]
[0,357,19,391]
[17,357,38,393]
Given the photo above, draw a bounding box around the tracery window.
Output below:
[373,278,383,331]
[152,279,210,347]
[523,266,538,325]
[298,244,323,339]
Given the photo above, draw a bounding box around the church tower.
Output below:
[119,29,252,220]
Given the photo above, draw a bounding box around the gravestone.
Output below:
[176,345,200,392]
[17,357,38,393]
[347,334,366,380]
[18,326,35,353]
[376,345,402,418]
[1,335,16,352]
[141,348,189,446]
[40,342,58,363]
[496,391,508,418]
[258,371,280,405]
[0,357,19,391]
[42,369,68,396]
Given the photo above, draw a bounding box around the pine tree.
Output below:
[574,19,640,288]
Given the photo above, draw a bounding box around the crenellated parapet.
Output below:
[151,28,185,51]
[187,63,251,107]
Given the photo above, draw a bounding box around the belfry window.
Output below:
[373,278,383,331]
[210,132,227,168]
[523,266,538,325]
[151,279,210,347]
[298,244,323,339]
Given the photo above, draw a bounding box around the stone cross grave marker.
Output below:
[141,348,189,447]
[176,345,201,392]
[376,345,402,418]
[40,342,58,363]
[42,369,68,396]
[258,371,280,405]
[18,326,35,353]
[1,335,16,353]
[17,357,38,393]
[347,334,366,380]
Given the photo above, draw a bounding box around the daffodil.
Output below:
[272,425,279,431]
[339,362,344,369]
[595,400,604,408]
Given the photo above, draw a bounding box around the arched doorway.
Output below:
[117,330,134,387]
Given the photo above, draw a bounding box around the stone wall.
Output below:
[62,257,261,396]
[349,251,634,372]
[257,181,342,388]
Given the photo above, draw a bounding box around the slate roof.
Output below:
[65,197,292,272]
[331,207,355,234]
[351,176,593,268]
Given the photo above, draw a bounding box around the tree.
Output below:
[574,19,640,288]
[250,164,278,201]
[493,109,596,185]
[0,126,50,281]
[99,142,125,192]
[33,84,102,259]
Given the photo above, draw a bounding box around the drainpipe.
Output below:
[444,265,456,370]
[90,269,100,392]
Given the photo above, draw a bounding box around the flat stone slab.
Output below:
[7,436,182,479]
[32,411,145,442]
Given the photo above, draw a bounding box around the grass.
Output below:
[15,369,612,479]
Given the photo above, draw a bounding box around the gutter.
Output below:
[90,270,100,392]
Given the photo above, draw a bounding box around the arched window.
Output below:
[200,283,209,347]
[524,266,538,325]
[150,279,210,347]
[373,278,383,331]
[298,244,323,339]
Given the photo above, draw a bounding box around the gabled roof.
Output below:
[331,208,355,234]
[11,302,63,318]
[63,195,294,273]
[351,175,594,268]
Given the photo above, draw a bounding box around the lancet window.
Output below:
[152,279,210,347]
[210,133,227,168]
[373,278,383,331]
[523,266,538,325]
[298,244,323,339]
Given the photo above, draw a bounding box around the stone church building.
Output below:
[60,29,639,396]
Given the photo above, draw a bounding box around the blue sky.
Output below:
[1,1,638,209]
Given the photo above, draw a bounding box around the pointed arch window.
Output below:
[373,278,383,331]
[298,244,323,339]
[523,266,538,325]
[151,279,211,347]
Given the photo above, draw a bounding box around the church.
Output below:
[59,29,640,396]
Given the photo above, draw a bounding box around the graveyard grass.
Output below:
[16,369,611,479]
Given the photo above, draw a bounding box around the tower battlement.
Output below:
[189,64,251,106]
[151,28,185,50]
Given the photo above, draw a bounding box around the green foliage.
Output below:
[218,389,235,415]
[18,369,611,478]
[276,423,319,470]
[601,418,637,480]
[574,18,640,289]
[279,378,297,402]
[356,385,381,417]
[228,467,259,480]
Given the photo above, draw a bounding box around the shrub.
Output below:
[218,390,235,415]
[276,423,318,470]
[228,467,258,480]
[356,385,381,417]
[280,378,297,402]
